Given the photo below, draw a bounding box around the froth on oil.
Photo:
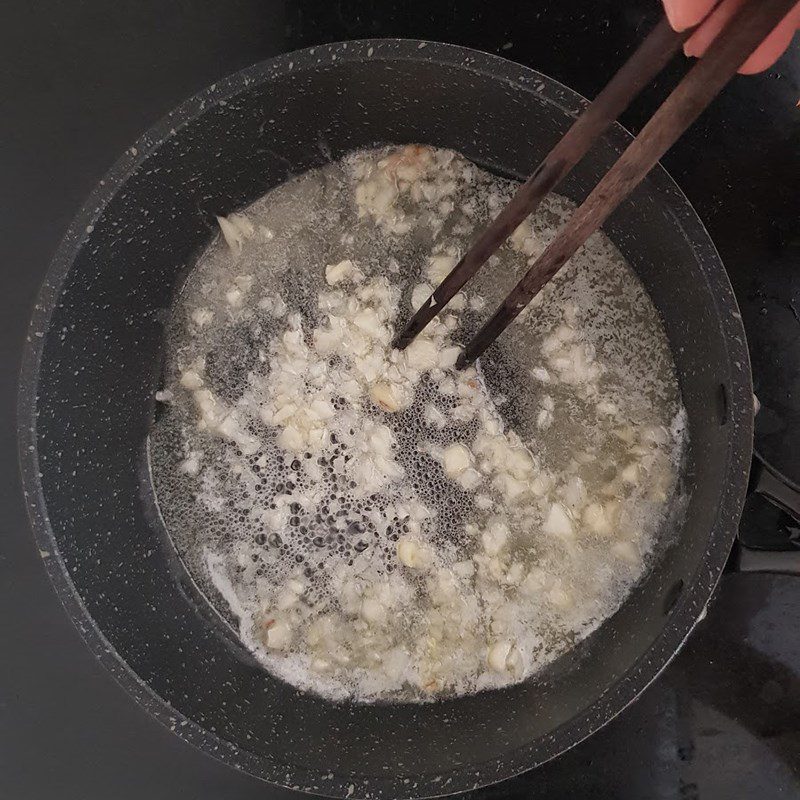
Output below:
[148,144,688,702]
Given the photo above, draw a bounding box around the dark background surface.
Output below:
[2,1,798,798]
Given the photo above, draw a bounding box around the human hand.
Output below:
[662,0,800,73]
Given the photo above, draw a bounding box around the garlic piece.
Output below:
[264,619,292,650]
[276,424,305,453]
[424,403,447,430]
[216,213,254,253]
[487,640,516,672]
[561,476,586,511]
[505,562,524,585]
[411,283,433,311]
[190,307,214,328]
[397,536,429,569]
[453,560,475,579]
[641,425,669,446]
[229,212,255,238]
[612,540,640,565]
[258,294,287,316]
[597,400,617,416]
[481,519,509,556]
[449,293,467,311]
[370,381,403,413]
[427,253,457,284]
[520,568,549,597]
[544,503,574,540]
[404,337,439,371]
[581,500,619,536]
[509,219,542,257]
[352,307,383,338]
[582,502,614,537]
[437,376,456,395]
[548,585,574,610]
[457,468,483,491]
[506,447,536,480]
[621,462,640,484]
[225,287,244,307]
[442,443,472,477]
[492,473,529,505]
[475,494,493,510]
[234,274,254,293]
[536,394,555,430]
[179,452,202,476]
[529,474,552,497]
[325,259,363,285]
[361,597,387,625]
[277,588,301,611]
[437,346,462,370]
[180,370,203,390]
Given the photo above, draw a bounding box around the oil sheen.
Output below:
[149,145,687,702]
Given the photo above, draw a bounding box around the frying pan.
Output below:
[18,40,755,798]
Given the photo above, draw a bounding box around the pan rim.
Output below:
[16,37,753,799]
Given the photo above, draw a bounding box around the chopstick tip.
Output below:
[455,350,473,371]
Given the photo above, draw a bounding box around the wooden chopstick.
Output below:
[393,15,694,350]
[456,0,795,368]
[453,0,796,368]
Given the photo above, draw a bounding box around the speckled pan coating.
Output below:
[18,39,752,799]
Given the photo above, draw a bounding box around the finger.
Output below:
[662,0,719,31]
[739,5,800,73]
[684,0,746,59]
[684,0,800,73]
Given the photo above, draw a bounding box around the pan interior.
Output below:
[149,142,687,705]
[24,43,748,796]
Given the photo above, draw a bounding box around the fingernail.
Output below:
[661,0,682,30]
[683,39,698,58]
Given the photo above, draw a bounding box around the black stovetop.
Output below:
[2,2,798,798]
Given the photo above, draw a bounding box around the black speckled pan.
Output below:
[18,40,753,799]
